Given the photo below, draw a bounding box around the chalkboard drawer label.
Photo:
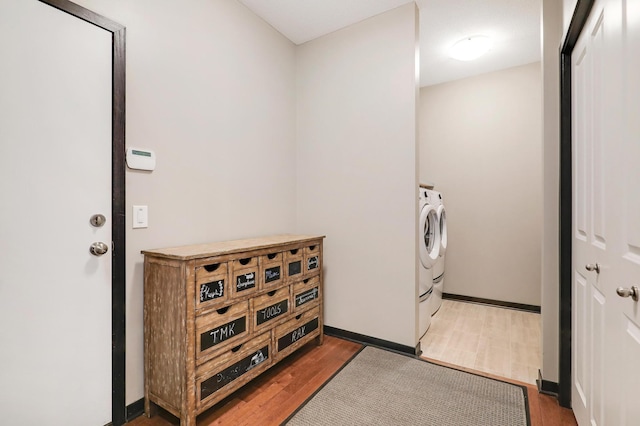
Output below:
[277,318,319,352]
[200,345,269,401]
[195,262,229,307]
[256,300,288,325]
[288,261,301,277]
[264,266,281,283]
[295,287,319,308]
[284,248,304,281]
[199,279,224,303]
[200,316,247,352]
[236,272,256,292]
[306,256,319,271]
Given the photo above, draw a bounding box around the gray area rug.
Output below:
[284,346,529,426]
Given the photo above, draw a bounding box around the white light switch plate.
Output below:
[133,205,148,229]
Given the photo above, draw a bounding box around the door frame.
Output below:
[38,1,127,424]
[558,0,595,408]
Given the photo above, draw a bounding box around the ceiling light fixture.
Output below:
[448,36,491,61]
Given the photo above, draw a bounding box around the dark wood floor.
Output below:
[126,335,577,426]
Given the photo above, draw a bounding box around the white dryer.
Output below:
[428,190,447,316]
[418,187,440,338]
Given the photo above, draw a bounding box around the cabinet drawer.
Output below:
[195,300,249,363]
[196,331,272,410]
[274,307,320,360]
[230,256,259,299]
[284,248,304,283]
[251,286,291,333]
[292,276,321,313]
[260,251,284,290]
[303,244,321,277]
[195,262,229,309]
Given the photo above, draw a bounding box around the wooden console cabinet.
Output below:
[142,234,324,426]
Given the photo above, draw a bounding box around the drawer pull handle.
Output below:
[295,314,302,320]
[308,245,316,250]
[303,278,309,284]
[239,258,252,265]
[216,307,230,315]
[267,253,278,260]
[203,263,220,272]
[290,249,299,255]
[231,344,243,352]
[267,290,276,297]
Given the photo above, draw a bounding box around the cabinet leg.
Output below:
[145,399,158,418]
[181,413,196,426]
[316,333,324,345]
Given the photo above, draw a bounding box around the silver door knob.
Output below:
[585,263,600,273]
[90,242,109,256]
[616,286,639,302]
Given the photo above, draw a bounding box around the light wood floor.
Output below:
[126,334,575,426]
[421,299,541,384]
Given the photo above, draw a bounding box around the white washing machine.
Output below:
[428,190,447,316]
[418,187,440,338]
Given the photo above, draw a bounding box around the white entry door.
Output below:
[571,0,640,425]
[0,1,113,425]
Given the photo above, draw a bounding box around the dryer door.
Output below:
[419,204,440,268]
[437,204,447,257]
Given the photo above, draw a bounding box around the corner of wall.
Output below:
[540,0,564,384]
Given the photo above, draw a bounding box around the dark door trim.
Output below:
[38,1,126,424]
[558,0,595,408]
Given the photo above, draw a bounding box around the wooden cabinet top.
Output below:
[141,234,325,260]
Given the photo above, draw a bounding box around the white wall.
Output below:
[541,0,564,385]
[419,62,542,306]
[75,0,297,405]
[296,3,420,347]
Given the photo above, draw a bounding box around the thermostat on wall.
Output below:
[126,147,156,171]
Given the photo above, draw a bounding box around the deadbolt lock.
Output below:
[90,214,106,228]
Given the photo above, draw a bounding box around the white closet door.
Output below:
[571,0,640,424]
